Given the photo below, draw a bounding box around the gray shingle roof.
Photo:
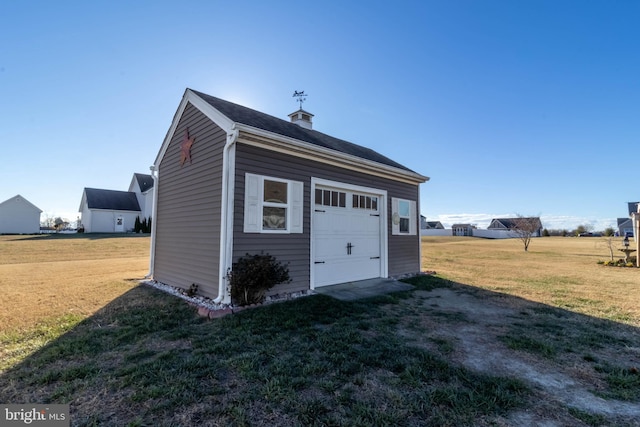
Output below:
[84,188,141,211]
[190,89,414,172]
[628,202,639,215]
[134,173,154,193]
[489,217,542,230]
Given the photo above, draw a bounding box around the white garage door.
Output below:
[313,185,383,287]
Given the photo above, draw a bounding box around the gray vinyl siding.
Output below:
[388,185,421,276]
[233,143,421,294]
[153,103,225,299]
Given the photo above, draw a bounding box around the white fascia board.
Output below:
[88,208,142,214]
[234,124,429,185]
[153,89,234,167]
[78,191,87,213]
[127,175,138,193]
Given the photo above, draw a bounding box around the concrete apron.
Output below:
[314,278,414,301]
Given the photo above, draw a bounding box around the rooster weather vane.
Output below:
[293,90,308,109]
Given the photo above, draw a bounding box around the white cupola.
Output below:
[288,109,314,130]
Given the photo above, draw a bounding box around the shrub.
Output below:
[227,253,290,306]
[186,283,198,297]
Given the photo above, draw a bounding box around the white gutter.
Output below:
[146,164,159,278]
[233,123,430,185]
[215,125,239,303]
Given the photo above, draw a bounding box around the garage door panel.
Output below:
[313,185,383,288]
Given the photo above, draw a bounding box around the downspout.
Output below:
[215,124,239,303]
[146,165,159,278]
[417,186,422,274]
[635,204,640,268]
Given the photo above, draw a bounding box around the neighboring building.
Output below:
[631,202,640,267]
[79,188,141,233]
[425,221,444,229]
[488,217,543,237]
[0,195,42,234]
[79,173,154,233]
[617,217,634,237]
[452,224,475,237]
[129,173,154,220]
[420,216,444,230]
[149,89,429,302]
[624,202,639,241]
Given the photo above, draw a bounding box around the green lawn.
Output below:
[0,277,528,426]
[2,235,639,426]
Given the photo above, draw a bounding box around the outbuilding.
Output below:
[149,89,429,303]
[0,195,42,234]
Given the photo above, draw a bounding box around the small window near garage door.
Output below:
[352,194,378,211]
[315,189,346,207]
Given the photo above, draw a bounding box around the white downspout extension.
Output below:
[215,125,239,303]
[417,186,422,274]
[146,165,159,278]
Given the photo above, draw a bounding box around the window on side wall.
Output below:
[392,197,417,235]
[244,173,303,233]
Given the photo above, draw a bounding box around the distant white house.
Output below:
[79,173,154,233]
[128,173,154,220]
[0,195,42,234]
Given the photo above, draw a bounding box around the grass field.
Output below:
[0,234,639,426]
[422,236,640,326]
[0,234,150,369]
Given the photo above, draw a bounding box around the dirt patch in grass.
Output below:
[395,279,640,426]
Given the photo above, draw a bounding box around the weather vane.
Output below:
[292,90,307,109]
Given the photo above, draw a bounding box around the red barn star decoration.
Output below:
[180,128,196,166]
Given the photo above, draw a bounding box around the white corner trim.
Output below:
[148,165,159,278]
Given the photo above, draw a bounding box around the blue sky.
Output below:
[1,1,638,230]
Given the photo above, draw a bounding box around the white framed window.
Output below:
[391,197,417,235]
[244,173,303,233]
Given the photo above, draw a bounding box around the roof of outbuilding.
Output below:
[190,89,414,172]
[134,173,154,193]
[83,188,141,211]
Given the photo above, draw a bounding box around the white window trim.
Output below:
[244,173,303,234]
[392,197,417,235]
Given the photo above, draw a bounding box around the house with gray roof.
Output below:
[488,217,543,237]
[617,217,634,237]
[622,202,639,238]
[129,173,154,220]
[149,89,429,303]
[79,173,154,233]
